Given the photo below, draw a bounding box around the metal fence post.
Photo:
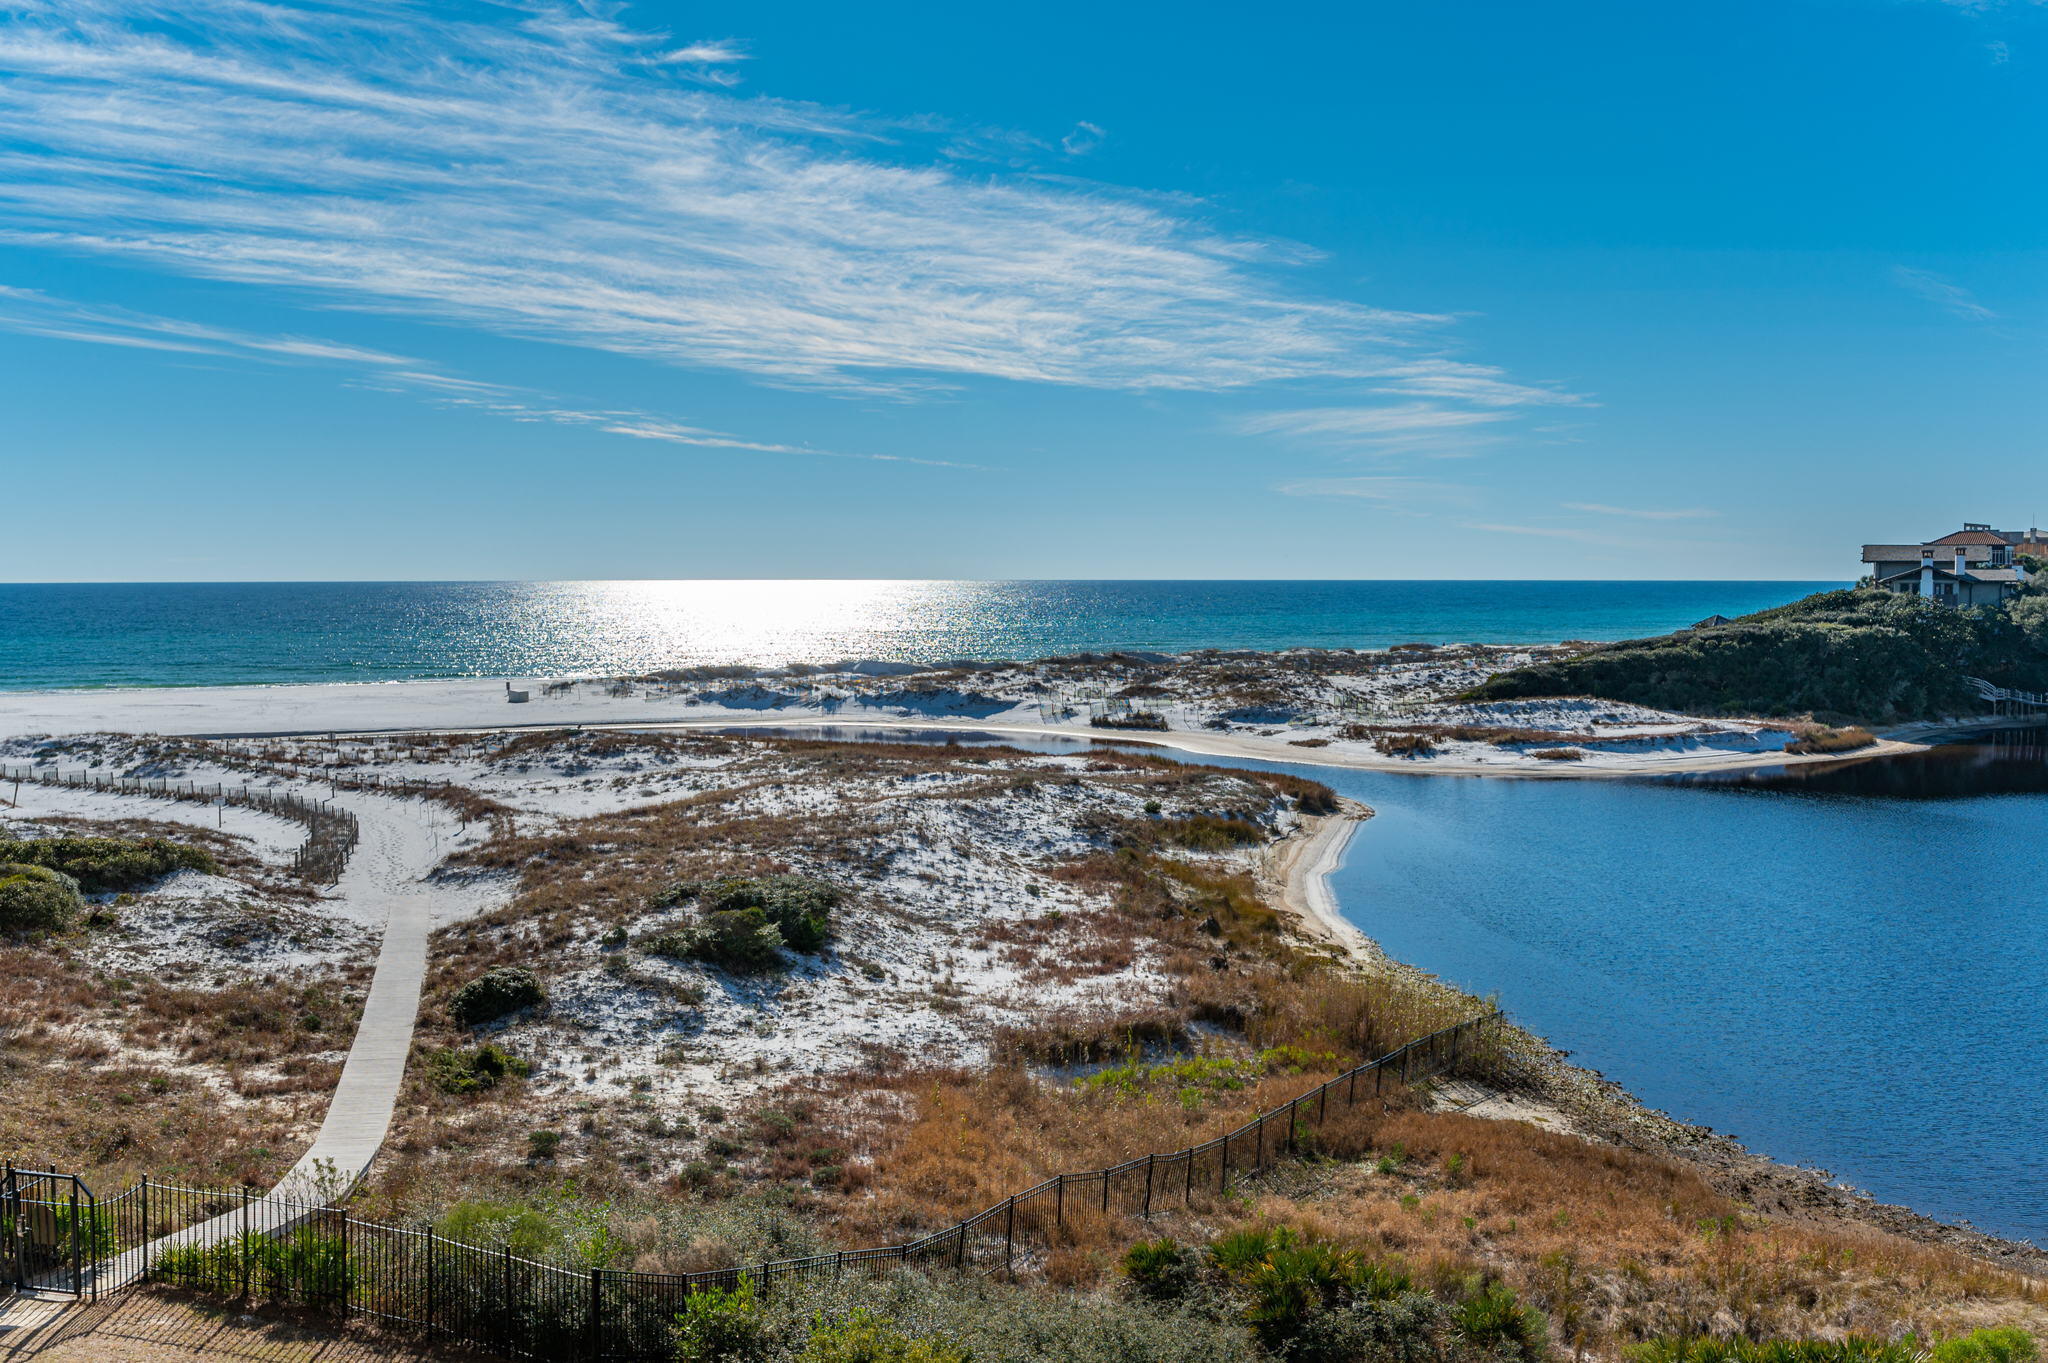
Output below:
[1143,1154,1155,1219]
[69,1181,81,1299]
[589,1268,602,1361]
[425,1230,436,1331]
[1004,1198,1015,1274]
[240,1185,252,1298]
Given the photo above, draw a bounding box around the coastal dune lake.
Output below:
[1330,736,2048,1246]
[689,724,2048,1245]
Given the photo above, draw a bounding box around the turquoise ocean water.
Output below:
[0,580,1839,690]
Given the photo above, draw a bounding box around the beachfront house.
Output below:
[1861,524,2030,606]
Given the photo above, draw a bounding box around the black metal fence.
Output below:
[2,1167,98,1299]
[31,1011,1500,1360]
[0,763,360,884]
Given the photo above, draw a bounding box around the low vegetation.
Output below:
[0,833,218,894]
[1786,725,1879,755]
[450,965,547,1026]
[1092,712,1171,731]
[1630,1332,2037,1363]
[1466,587,2048,723]
[1121,1225,1546,1363]
[647,874,841,969]
[0,862,84,933]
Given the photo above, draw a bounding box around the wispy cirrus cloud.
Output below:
[1061,121,1107,156]
[1370,360,1591,408]
[1239,359,1590,460]
[1892,266,1997,320]
[0,285,963,467]
[1465,521,1639,547]
[0,284,417,365]
[1273,475,1474,504]
[659,39,748,65]
[0,0,1452,396]
[1237,401,1517,457]
[1563,502,1717,520]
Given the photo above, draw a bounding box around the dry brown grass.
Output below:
[1241,1108,2048,1346]
[0,941,363,1186]
[1786,725,1880,755]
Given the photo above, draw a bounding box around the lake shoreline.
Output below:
[1262,800,2048,1274]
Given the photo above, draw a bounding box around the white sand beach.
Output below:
[0,655,1936,778]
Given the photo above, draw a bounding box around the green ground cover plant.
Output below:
[1466,587,2048,722]
[450,965,546,1026]
[0,835,216,894]
[0,863,83,933]
[648,873,842,970]
[1628,1330,2037,1363]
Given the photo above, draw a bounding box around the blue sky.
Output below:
[1,0,2042,581]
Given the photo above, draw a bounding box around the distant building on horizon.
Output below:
[1861,523,2031,606]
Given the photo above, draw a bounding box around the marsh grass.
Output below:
[1785,725,1879,755]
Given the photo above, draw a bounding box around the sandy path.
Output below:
[267,795,454,1200]
[2,787,476,1297]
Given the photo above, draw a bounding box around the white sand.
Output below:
[0,674,1923,777]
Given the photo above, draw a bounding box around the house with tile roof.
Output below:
[1861,524,2030,607]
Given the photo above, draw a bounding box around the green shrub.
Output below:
[800,1308,971,1362]
[0,863,83,934]
[678,907,789,973]
[1122,1238,1199,1302]
[1242,1242,1362,1345]
[435,1200,561,1259]
[1452,1282,1547,1362]
[528,1129,563,1160]
[673,1279,772,1363]
[153,1229,349,1308]
[1209,1225,1297,1276]
[0,835,216,893]
[1289,1292,1452,1363]
[450,966,546,1026]
[658,874,839,955]
[426,1042,530,1094]
[1468,587,2048,723]
[1929,1329,2039,1363]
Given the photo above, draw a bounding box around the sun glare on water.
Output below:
[518,580,1010,673]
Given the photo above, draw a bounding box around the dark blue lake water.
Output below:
[1329,741,2048,1246]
